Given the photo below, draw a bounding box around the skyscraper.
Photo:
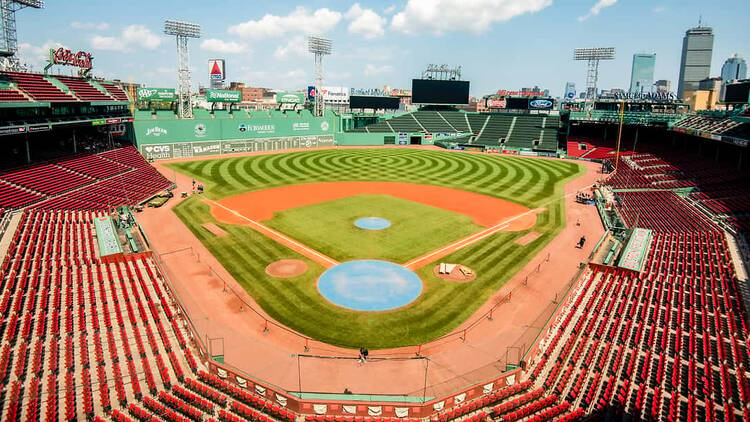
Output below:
[564,82,576,100]
[721,54,747,82]
[629,54,656,93]
[654,80,671,94]
[677,25,714,99]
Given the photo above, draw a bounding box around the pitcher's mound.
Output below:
[266,259,308,278]
[434,263,476,283]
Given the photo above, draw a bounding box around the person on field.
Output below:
[577,236,586,249]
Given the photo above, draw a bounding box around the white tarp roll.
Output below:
[343,405,357,414]
[394,408,409,418]
[368,406,382,416]
[433,401,445,412]
[255,385,266,396]
[276,394,287,407]
[313,404,328,415]
[217,368,227,378]
[236,376,248,388]
[483,383,494,394]
[454,393,466,404]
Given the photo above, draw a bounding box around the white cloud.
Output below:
[391,0,552,34]
[346,4,386,39]
[652,6,667,13]
[578,0,618,22]
[364,63,393,77]
[90,25,162,52]
[229,7,342,39]
[384,5,396,15]
[121,25,162,49]
[91,35,127,51]
[273,36,309,60]
[17,40,65,69]
[71,21,109,31]
[200,39,248,54]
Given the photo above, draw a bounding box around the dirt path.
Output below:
[217,181,530,227]
[206,198,339,268]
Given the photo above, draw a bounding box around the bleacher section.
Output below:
[2,71,75,102]
[673,114,743,135]
[54,76,114,101]
[98,82,130,101]
[0,209,302,422]
[351,111,559,150]
[0,146,172,210]
[474,114,511,146]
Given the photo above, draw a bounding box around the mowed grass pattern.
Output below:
[264,194,483,262]
[170,149,582,348]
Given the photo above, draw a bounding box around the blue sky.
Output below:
[15,0,750,97]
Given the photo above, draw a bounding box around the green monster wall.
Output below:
[133,115,339,160]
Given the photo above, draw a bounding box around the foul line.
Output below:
[206,199,339,268]
[403,183,596,270]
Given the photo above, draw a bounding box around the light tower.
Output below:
[308,36,331,117]
[574,47,615,109]
[0,0,44,71]
[164,19,201,119]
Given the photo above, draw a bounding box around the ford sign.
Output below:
[529,99,553,109]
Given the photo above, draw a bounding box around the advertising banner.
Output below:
[206,89,241,103]
[275,93,306,104]
[209,59,226,82]
[140,136,334,160]
[137,88,176,101]
[528,99,554,110]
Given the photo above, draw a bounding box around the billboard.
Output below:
[529,99,554,110]
[307,85,316,100]
[411,79,470,105]
[724,81,750,103]
[320,86,350,103]
[136,88,177,101]
[349,95,400,109]
[275,93,306,104]
[209,59,226,82]
[486,97,507,109]
[206,89,241,103]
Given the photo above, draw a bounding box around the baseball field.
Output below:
[167,148,582,348]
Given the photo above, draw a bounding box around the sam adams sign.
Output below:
[207,89,241,103]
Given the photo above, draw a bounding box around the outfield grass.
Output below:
[169,149,582,348]
[263,194,483,262]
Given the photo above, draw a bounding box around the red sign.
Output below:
[487,98,506,109]
[496,89,545,97]
[51,47,93,69]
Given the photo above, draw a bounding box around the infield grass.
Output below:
[169,148,583,348]
[263,194,483,262]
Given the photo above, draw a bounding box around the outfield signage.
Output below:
[208,59,226,82]
[137,88,176,101]
[275,93,306,104]
[49,47,93,69]
[0,126,26,136]
[496,89,545,97]
[207,89,241,103]
[618,228,653,271]
[140,136,335,160]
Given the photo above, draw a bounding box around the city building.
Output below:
[677,25,714,99]
[227,82,266,103]
[684,77,723,111]
[629,53,656,93]
[654,79,671,94]
[564,82,576,100]
[721,54,747,82]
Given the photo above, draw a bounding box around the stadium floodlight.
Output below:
[164,19,202,119]
[308,36,332,117]
[0,0,44,71]
[574,47,615,109]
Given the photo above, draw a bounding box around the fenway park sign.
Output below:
[49,47,93,69]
